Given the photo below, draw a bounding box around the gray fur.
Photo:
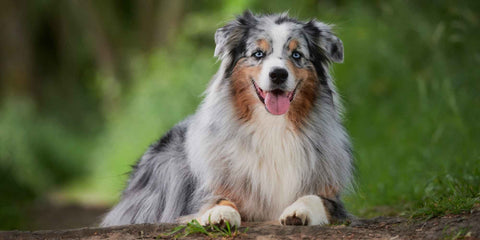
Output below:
[101,119,196,225]
[101,11,353,226]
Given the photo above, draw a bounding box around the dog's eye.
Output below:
[292,51,302,60]
[253,51,265,59]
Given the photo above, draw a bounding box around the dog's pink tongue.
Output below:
[265,92,290,115]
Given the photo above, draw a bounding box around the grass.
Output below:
[442,227,472,240]
[330,1,480,218]
[160,219,248,239]
[411,172,480,219]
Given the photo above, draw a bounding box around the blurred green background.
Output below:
[0,0,479,230]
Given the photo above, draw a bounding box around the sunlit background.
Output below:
[0,0,478,230]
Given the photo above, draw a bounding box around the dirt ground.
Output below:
[2,208,479,240]
[23,202,108,230]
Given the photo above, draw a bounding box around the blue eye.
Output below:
[292,52,301,59]
[292,51,301,59]
[253,51,264,59]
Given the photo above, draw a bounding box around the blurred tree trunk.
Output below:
[154,0,185,47]
[0,0,186,108]
[0,0,34,99]
[55,2,79,103]
[137,0,157,52]
[137,0,185,52]
[69,0,121,112]
[70,0,116,79]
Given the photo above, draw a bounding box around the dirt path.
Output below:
[2,210,479,239]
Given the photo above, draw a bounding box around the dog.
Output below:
[101,11,353,227]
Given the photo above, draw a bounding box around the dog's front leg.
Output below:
[196,198,241,227]
[279,195,329,226]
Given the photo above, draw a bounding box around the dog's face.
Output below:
[215,11,343,122]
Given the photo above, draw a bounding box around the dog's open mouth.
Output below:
[251,79,298,115]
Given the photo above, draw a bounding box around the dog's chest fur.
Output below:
[188,104,315,220]
[233,109,312,220]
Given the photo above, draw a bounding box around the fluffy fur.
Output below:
[101,11,353,227]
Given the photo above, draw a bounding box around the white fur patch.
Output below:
[279,195,329,226]
[199,205,241,227]
[258,23,296,92]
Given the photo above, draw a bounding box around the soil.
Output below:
[2,208,479,240]
[24,202,108,230]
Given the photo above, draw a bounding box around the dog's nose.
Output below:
[269,68,288,85]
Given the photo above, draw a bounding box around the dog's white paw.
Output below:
[279,195,329,226]
[199,205,241,227]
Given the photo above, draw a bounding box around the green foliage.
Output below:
[160,219,247,239]
[412,170,480,219]
[331,0,480,218]
[0,98,94,229]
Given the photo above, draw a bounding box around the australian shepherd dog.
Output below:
[102,11,353,227]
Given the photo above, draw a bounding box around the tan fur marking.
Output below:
[214,187,247,220]
[216,199,239,211]
[286,61,319,127]
[214,186,245,210]
[288,40,299,51]
[319,185,340,199]
[257,39,270,52]
[230,59,262,122]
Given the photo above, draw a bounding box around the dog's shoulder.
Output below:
[149,117,192,154]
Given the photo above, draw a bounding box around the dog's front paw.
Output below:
[279,195,329,226]
[279,206,311,226]
[199,205,241,227]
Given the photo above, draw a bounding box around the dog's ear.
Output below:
[214,10,257,60]
[303,20,344,63]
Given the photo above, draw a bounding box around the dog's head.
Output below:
[215,11,343,122]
